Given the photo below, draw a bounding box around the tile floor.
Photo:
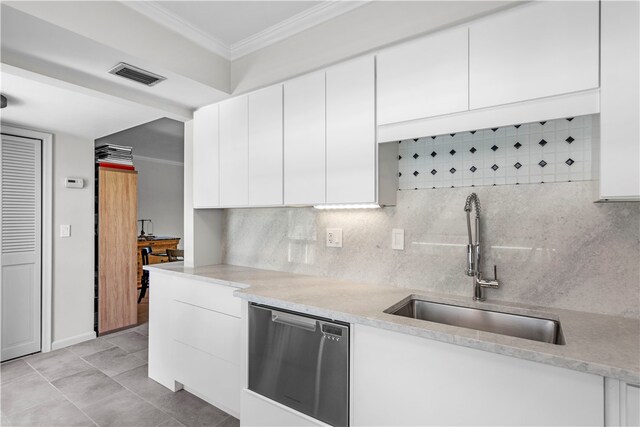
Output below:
[0,323,238,427]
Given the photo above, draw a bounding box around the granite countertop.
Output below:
[145,263,640,384]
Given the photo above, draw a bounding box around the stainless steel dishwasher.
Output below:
[248,303,349,426]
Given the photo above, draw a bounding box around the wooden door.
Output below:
[98,167,137,334]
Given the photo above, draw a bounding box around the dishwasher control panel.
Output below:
[321,323,344,341]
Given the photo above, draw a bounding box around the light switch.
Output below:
[60,224,71,238]
[326,228,343,248]
[392,228,404,250]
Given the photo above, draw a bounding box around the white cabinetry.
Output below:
[597,0,640,201]
[192,104,219,208]
[284,72,326,205]
[377,27,469,125]
[248,85,283,206]
[148,272,241,417]
[605,378,640,427]
[326,56,376,204]
[241,390,327,427]
[353,324,603,426]
[469,1,599,109]
[219,96,249,207]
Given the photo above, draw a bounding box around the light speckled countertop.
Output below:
[145,263,640,384]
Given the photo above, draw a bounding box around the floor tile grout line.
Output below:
[16,359,99,427]
[108,366,183,427]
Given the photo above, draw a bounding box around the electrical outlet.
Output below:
[60,224,71,238]
[326,228,343,248]
[392,228,404,250]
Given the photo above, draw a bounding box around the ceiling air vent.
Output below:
[108,63,166,87]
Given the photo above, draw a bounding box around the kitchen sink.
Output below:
[386,298,564,345]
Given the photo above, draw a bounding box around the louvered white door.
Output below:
[1,134,42,361]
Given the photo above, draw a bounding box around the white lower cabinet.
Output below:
[605,378,640,427]
[241,389,328,427]
[148,272,241,417]
[352,324,604,426]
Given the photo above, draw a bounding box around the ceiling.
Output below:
[96,118,184,163]
[122,1,364,60]
[0,67,168,140]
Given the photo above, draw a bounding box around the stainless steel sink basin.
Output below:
[387,298,564,345]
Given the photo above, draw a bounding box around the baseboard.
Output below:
[51,331,96,350]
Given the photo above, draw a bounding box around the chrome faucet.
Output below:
[464,193,499,301]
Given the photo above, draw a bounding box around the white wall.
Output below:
[135,156,184,246]
[52,132,95,348]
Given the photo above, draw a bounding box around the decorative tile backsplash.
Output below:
[398,115,593,190]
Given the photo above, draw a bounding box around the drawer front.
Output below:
[174,341,240,416]
[172,301,240,364]
[172,279,241,317]
[241,389,327,427]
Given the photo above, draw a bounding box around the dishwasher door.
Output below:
[248,304,349,426]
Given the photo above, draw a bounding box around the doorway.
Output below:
[0,133,42,361]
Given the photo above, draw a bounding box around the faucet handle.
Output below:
[478,265,500,289]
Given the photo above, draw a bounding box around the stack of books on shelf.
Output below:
[95,144,135,170]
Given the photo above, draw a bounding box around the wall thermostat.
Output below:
[65,177,84,189]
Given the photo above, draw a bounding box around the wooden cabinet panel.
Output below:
[220,96,249,207]
[248,85,283,206]
[469,1,599,109]
[353,324,603,426]
[193,103,220,208]
[377,27,469,125]
[284,72,326,205]
[326,56,376,204]
[98,167,137,334]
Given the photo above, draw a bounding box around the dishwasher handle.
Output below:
[271,309,317,332]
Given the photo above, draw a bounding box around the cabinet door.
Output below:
[219,96,249,207]
[193,104,219,208]
[353,324,603,426]
[377,27,468,125]
[284,72,325,205]
[326,56,375,204]
[469,1,599,109]
[599,0,640,201]
[248,85,283,206]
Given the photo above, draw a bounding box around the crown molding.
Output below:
[122,1,231,59]
[121,1,368,61]
[229,1,369,60]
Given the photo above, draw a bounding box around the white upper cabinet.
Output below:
[598,0,640,201]
[284,72,326,205]
[469,1,599,110]
[193,103,219,208]
[219,96,249,207]
[248,85,284,206]
[326,56,376,204]
[377,27,469,125]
